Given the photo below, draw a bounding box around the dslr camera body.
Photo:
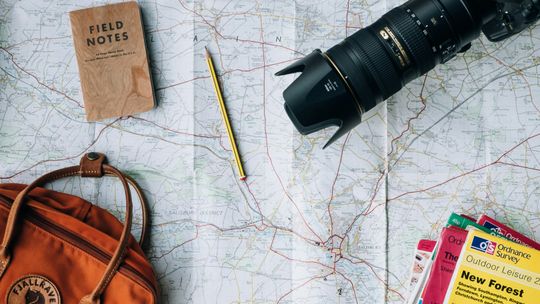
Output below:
[277,0,540,147]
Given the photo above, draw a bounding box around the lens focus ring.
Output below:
[346,29,403,99]
[384,7,437,77]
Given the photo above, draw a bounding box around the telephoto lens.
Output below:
[276,0,498,148]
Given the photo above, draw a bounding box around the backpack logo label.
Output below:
[6,274,61,304]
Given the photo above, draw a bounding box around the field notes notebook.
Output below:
[70,1,155,121]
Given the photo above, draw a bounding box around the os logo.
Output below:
[471,236,497,255]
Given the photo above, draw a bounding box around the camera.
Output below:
[276,0,540,148]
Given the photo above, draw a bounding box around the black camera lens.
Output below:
[277,0,497,148]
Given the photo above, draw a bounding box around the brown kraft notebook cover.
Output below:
[69,1,155,121]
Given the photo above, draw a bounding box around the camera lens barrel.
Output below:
[276,0,497,147]
[328,0,487,113]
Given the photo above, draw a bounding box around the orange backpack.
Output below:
[0,153,158,303]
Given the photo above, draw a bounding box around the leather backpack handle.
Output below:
[0,153,147,304]
[120,174,149,247]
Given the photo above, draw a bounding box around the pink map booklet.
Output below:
[419,226,467,304]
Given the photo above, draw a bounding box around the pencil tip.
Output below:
[205,46,210,56]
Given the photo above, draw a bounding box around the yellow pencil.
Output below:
[205,47,247,181]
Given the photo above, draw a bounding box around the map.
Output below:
[1,0,540,303]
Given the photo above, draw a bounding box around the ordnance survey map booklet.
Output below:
[443,229,540,304]
[419,227,467,304]
[477,214,540,250]
[4,0,540,303]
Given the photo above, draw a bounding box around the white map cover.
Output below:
[1,0,540,303]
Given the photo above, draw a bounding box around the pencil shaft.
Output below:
[205,50,246,180]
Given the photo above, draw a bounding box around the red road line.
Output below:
[276,272,332,304]
[388,132,540,201]
[498,161,540,172]
[150,226,200,260]
[0,118,120,179]
[335,270,360,304]
[269,229,333,270]
[388,75,428,156]
[1,47,83,108]
[155,75,210,91]
[327,133,351,245]
[128,116,219,139]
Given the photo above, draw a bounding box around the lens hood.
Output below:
[276,50,363,148]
